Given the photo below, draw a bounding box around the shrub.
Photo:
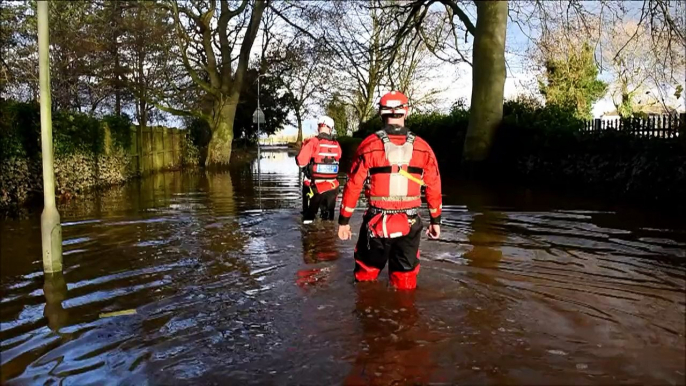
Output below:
[52,110,104,155]
[0,99,40,159]
[102,113,133,151]
[0,100,138,160]
[354,103,470,167]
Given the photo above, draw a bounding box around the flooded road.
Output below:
[1,149,685,385]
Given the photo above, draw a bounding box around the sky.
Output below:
[277,18,622,138]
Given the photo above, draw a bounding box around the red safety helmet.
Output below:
[379,91,409,117]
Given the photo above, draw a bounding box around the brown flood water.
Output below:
[1,149,685,385]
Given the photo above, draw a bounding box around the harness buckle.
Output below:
[390,164,407,173]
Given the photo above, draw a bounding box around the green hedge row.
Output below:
[350,100,685,208]
[355,101,470,166]
[0,99,132,160]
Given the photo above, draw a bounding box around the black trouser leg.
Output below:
[353,215,390,281]
[303,191,324,221]
[302,185,311,215]
[353,214,422,288]
[387,216,422,272]
[319,189,338,220]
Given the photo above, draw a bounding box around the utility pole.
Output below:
[257,75,261,162]
[38,1,63,273]
[257,75,262,211]
[253,74,267,210]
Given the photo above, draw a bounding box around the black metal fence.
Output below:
[583,113,686,138]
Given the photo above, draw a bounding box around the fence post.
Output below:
[137,126,142,174]
[173,130,177,168]
[679,113,686,142]
[594,118,601,132]
[162,127,167,169]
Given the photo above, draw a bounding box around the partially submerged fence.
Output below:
[584,113,686,138]
[127,126,184,175]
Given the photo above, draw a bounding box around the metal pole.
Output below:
[38,0,63,274]
[256,76,260,157]
[257,75,262,210]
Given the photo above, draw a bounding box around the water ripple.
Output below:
[1,153,684,385]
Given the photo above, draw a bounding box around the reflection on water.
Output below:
[1,150,685,385]
[43,273,69,332]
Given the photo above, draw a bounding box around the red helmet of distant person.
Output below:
[379,91,409,117]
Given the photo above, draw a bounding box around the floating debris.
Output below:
[547,350,568,356]
[249,264,285,276]
[99,309,137,318]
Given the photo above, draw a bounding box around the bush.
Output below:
[1,99,200,209]
[103,113,133,150]
[181,132,201,167]
[184,117,211,149]
[492,102,585,164]
[349,99,684,208]
[0,100,136,160]
[355,103,470,167]
[0,99,40,159]
[52,111,104,155]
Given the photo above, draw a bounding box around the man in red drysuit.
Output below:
[296,115,342,224]
[337,91,442,290]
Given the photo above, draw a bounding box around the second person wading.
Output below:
[337,91,442,290]
[296,115,342,224]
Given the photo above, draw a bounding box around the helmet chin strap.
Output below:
[383,123,407,135]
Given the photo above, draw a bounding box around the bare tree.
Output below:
[265,35,331,145]
[270,1,442,128]
[152,0,267,167]
[384,0,507,163]
[384,26,445,112]
[603,20,684,115]
[521,0,685,115]
[120,1,175,128]
[320,2,396,125]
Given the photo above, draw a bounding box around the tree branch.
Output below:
[200,1,221,90]
[169,0,218,97]
[437,0,476,35]
[232,0,268,100]
[218,0,249,91]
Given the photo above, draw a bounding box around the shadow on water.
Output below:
[1,149,685,385]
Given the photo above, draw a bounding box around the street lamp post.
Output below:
[38,1,62,274]
[257,74,261,161]
[253,74,267,212]
[253,74,267,159]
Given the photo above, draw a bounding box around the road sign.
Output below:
[252,108,265,124]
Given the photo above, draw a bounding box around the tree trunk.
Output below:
[137,41,147,129]
[295,109,303,148]
[462,1,508,163]
[206,102,238,168]
[111,1,122,116]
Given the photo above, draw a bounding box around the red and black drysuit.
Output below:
[296,133,342,221]
[338,126,442,289]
